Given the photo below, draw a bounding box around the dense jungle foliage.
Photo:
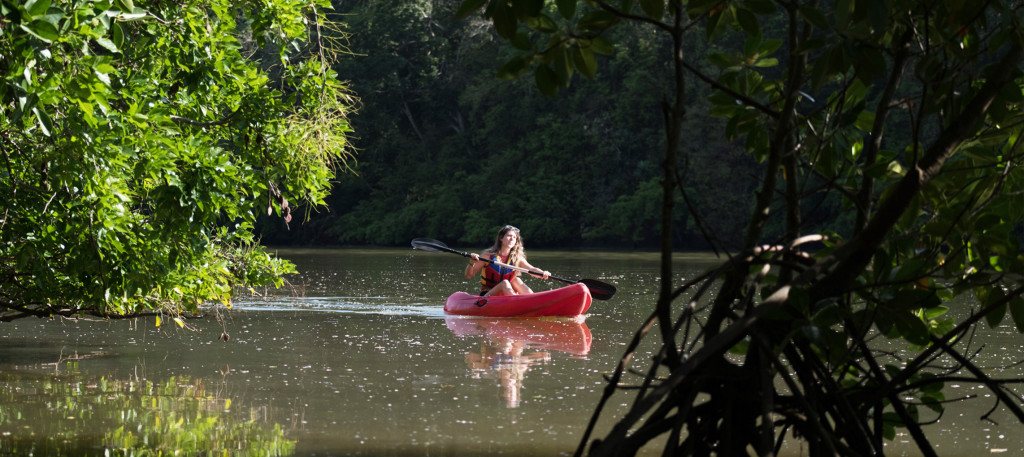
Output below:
[0,0,353,320]
[257,0,783,249]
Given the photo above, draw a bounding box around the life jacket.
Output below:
[480,253,516,294]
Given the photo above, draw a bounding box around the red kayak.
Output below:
[443,283,593,317]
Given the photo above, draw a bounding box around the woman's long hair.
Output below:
[484,225,525,265]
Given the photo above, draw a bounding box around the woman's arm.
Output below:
[518,258,550,279]
[464,252,484,278]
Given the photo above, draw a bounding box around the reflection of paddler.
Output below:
[445,317,592,355]
[465,339,550,408]
[449,317,589,408]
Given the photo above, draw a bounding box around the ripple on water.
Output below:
[232,295,449,318]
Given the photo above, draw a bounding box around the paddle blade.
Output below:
[411,238,462,255]
[580,279,616,301]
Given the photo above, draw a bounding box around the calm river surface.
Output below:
[1,248,1022,456]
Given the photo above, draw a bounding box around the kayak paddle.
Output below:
[411,237,617,300]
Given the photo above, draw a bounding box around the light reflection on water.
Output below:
[235,295,449,317]
[0,248,1022,456]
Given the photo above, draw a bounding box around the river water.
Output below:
[0,248,1022,456]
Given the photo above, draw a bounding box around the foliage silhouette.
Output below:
[456,0,1024,455]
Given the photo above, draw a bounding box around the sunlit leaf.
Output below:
[95,37,120,53]
[32,106,52,136]
[114,0,134,13]
[20,21,58,42]
[24,0,50,17]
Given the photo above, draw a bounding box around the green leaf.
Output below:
[21,20,58,42]
[891,311,930,346]
[556,0,576,19]
[1009,296,1024,333]
[639,0,664,20]
[856,47,887,82]
[112,22,125,50]
[810,46,842,91]
[24,0,50,17]
[687,0,721,17]
[921,392,945,413]
[579,10,619,32]
[736,8,760,40]
[744,0,776,14]
[455,0,487,20]
[551,46,572,83]
[922,306,948,320]
[708,52,739,68]
[510,31,532,51]
[32,106,52,136]
[798,5,829,29]
[788,287,811,314]
[490,1,517,39]
[977,286,1007,328]
[728,337,749,356]
[758,38,782,56]
[589,36,615,55]
[535,64,558,97]
[497,55,532,79]
[512,0,543,20]
[571,46,597,78]
[114,0,134,13]
[94,62,116,74]
[95,36,120,53]
[918,373,944,393]
[528,13,558,33]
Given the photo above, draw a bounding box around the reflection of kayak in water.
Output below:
[445,317,592,355]
[447,317,592,407]
[443,283,592,317]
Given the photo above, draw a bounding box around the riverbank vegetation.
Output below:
[0,0,354,321]
[452,0,1024,456]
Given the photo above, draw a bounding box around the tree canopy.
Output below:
[457,0,1024,455]
[0,0,354,321]
[255,0,753,249]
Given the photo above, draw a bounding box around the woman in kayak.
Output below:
[465,225,550,296]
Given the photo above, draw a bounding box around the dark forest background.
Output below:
[256,0,849,250]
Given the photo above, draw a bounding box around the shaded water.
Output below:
[1,248,1022,455]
